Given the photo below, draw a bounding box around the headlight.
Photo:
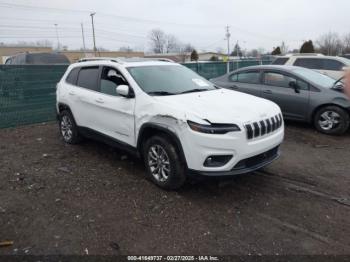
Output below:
[187,120,241,134]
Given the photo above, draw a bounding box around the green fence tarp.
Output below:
[0,65,68,128]
[0,60,271,129]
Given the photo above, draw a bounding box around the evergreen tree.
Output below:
[190,49,199,61]
[300,40,315,53]
[271,46,282,55]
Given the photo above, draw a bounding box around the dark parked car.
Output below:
[5,52,70,65]
[211,65,350,135]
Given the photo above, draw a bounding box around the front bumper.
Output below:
[180,121,284,174]
[188,146,280,177]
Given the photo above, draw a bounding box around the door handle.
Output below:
[230,85,238,89]
[95,98,104,104]
[263,90,272,94]
[68,91,75,96]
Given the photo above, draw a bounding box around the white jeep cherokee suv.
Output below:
[56,58,284,189]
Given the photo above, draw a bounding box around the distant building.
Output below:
[144,52,230,62]
[0,46,145,64]
[197,52,227,61]
[0,45,53,64]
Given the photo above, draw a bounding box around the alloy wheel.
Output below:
[318,111,341,131]
[147,144,171,182]
[61,115,73,141]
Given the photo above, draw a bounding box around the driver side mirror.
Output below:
[289,81,300,93]
[116,85,134,98]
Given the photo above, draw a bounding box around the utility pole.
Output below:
[90,12,97,56]
[81,23,87,55]
[225,25,231,73]
[54,24,60,51]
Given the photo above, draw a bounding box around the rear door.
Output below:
[73,66,102,131]
[228,70,262,97]
[261,70,310,120]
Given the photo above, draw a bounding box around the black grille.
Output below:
[233,146,279,170]
[244,114,283,140]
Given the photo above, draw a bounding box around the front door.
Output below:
[261,71,310,120]
[93,66,135,146]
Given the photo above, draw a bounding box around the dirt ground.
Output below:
[0,121,349,256]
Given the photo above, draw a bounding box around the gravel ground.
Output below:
[0,122,349,255]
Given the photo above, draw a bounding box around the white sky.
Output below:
[0,0,349,53]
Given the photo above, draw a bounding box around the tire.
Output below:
[58,110,82,144]
[314,106,350,135]
[142,135,186,190]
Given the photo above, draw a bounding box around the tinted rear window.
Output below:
[294,58,345,71]
[77,67,100,91]
[66,68,80,85]
[272,58,288,65]
[294,58,323,69]
[322,59,344,71]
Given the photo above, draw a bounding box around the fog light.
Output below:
[204,155,233,167]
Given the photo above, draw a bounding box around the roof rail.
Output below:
[77,57,175,64]
[78,57,122,63]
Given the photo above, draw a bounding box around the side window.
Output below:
[100,67,128,96]
[77,67,100,91]
[264,72,295,88]
[294,58,322,69]
[66,68,80,85]
[236,71,260,84]
[229,74,238,82]
[296,79,309,91]
[272,58,288,65]
[322,59,344,71]
[264,72,309,90]
[5,58,12,65]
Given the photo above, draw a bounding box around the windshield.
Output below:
[292,67,336,88]
[127,65,216,95]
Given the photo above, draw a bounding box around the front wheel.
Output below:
[314,106,350,135]
[143,135,186,190]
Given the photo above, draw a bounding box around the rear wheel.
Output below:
[143,135,186,190]
[314,106,349,135]
[59,110,81,144]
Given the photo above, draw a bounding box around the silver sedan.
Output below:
[211,65,350,135]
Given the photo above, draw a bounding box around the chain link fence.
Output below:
[0,60,271,129]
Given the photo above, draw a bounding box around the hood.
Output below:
[154,89,281,124]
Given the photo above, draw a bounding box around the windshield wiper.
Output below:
[179,88,210,94]
[148,91,176,96]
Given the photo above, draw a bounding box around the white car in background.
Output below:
[272,54,350,79]
[56,58,284,190]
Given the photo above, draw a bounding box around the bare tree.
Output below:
[343,33,350,54]
[183,43,195,52]
[165,34,180,53]
[316,32,343,55]
[149,29,166,53]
